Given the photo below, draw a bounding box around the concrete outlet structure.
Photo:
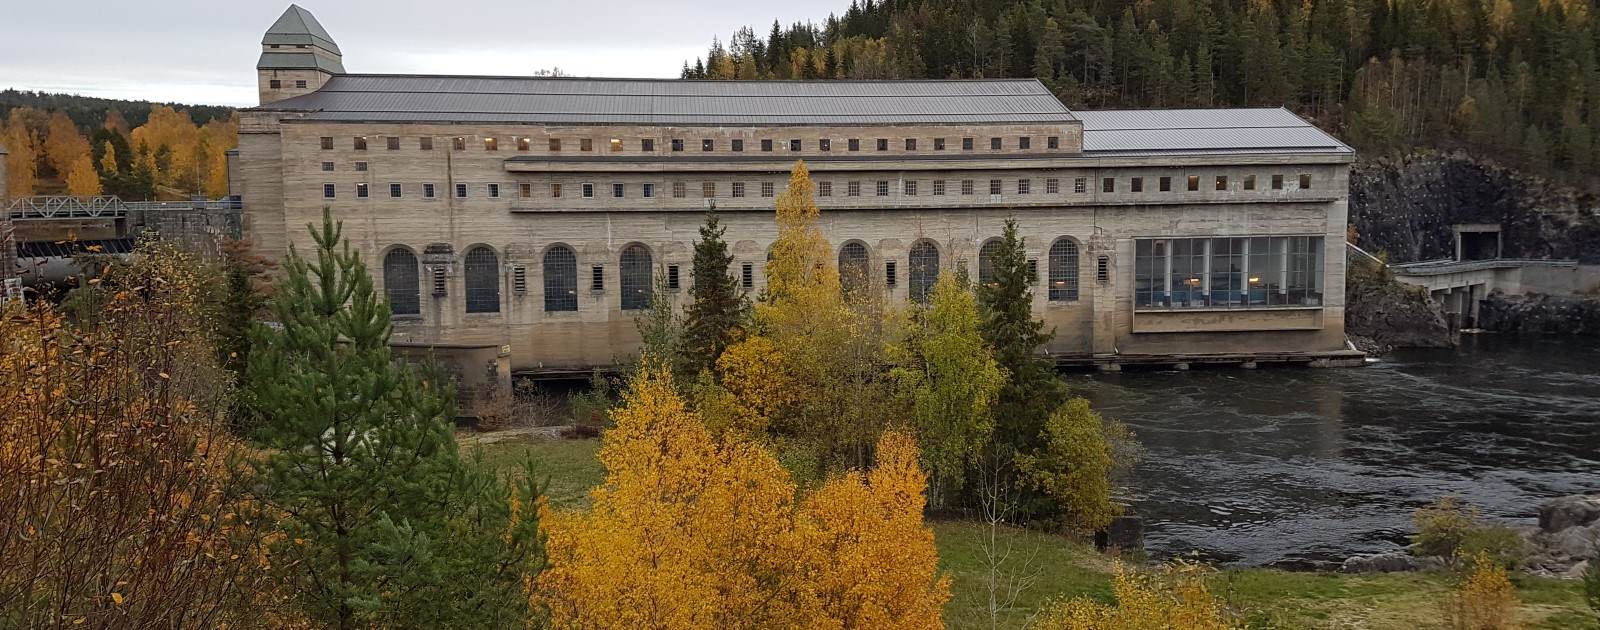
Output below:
[234,5,1362,414]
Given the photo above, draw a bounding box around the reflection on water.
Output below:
[1068,335,1600,568]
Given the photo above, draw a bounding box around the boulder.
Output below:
[1547,524,1599,560]
[1341,552,1422,573]
[1539,495,1600,533]
[1562,560,1591,580]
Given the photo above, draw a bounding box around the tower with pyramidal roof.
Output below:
[256,4,343,105]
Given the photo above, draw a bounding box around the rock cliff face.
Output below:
[1350,153,1600,263]
[1343,254,1454,352]
[1479,293,1600,335]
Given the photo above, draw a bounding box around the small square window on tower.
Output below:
[294,79,307,89]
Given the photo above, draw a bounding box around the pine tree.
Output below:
[681,211,746,379]
[248,209,545,628]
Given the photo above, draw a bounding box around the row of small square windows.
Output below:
[321,174,1313,200]
[321,135,1063,153]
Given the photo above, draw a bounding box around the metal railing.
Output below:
[6,195,242,221]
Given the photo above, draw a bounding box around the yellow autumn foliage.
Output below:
[537,361,949,629]
[1445,551,1521,630]
[718,161,912,474]
[1032,561,1235,630]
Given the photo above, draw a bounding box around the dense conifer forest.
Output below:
[684,0,1600,189]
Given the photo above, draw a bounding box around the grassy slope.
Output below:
[466,433,1592,629]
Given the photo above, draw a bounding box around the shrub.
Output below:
[1032,560,1234,629]
[1444,551,1520,630]
[0,243,274,627]
[567,369,616,430]
[1412,496,1526,567]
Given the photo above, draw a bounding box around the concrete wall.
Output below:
[237,117,1353,372]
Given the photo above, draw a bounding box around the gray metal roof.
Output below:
[1074,108,1352,156]
[257,51,345,73]
[257,75,1079,125]
[262,4,341,54]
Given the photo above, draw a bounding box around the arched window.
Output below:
[464,245,500,313]
[1049,238,1080,301]
[839,242,869,296]
[620,243,652,310]
[383,247,420,316]
[977,239,1005,286]
[543,244,578,312]
[908,240,939,304]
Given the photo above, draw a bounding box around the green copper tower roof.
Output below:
[262,4,341,55]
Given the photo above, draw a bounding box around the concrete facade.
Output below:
[235,7,1359,392]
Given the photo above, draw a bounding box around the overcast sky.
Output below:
[2,0,835,107]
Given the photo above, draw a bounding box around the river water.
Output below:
[1068,335,1600,569]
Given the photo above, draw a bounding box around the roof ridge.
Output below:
[328,72,1048,85]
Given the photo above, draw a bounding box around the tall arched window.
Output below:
[620,243,652,310]
[908,240,939,304]
[383,247,420,316]
[543,244,578,312]
[977,239,1005,286]
[464,245,500,313]
[1049,238,1080,301]
[839,241,869,296]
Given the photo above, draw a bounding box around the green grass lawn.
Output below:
[466,432,1595,629]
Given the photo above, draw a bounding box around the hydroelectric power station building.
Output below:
[234,5,1361,400]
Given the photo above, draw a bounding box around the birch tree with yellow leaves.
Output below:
[537,361,949,629]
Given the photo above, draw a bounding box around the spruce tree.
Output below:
[975,219,1069,514]
[681,211,746,379]
[248,209,544,628]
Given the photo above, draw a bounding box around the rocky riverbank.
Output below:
[1341,494,1600,579]
[1479,293,1600,335]
[1343,253,1455,352]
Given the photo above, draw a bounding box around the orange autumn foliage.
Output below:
[0,243,281,628]
[536,361,950,629]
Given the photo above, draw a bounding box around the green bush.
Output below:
[567,369,615,430]
[1412,496,1526,568]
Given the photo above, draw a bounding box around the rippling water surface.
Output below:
[1068,335,1600,568]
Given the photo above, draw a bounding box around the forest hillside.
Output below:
[683,0,1600,190]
